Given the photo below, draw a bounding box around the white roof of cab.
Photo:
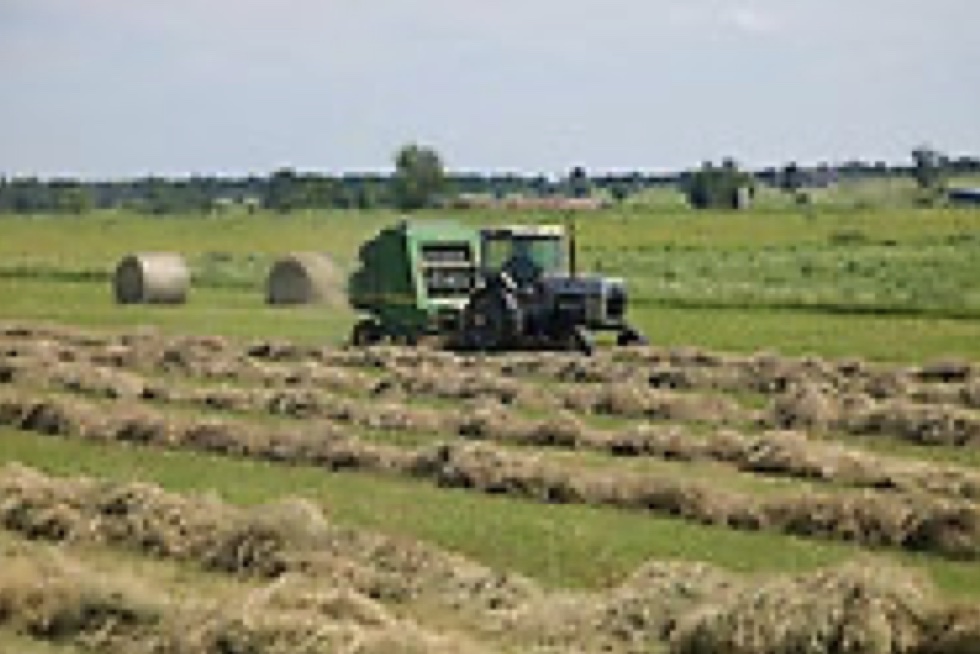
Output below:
[481,224,565,238]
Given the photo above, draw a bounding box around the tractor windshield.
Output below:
[482,232,565,277]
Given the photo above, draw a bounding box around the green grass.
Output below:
[632,304,980,362]
[1,206,977,359]
[2,427,978,598]
[597,241,980,318]
[1,278,977,361]
[0,278,353,344]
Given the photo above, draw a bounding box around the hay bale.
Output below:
[266,252,342,306]
[113,252,190,305]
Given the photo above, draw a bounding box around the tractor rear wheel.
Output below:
[461,287,522,350]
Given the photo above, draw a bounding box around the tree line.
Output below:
[1,144,978,216]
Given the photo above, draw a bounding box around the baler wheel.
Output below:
[351,319,384,346]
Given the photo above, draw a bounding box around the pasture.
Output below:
[0,205,978,653]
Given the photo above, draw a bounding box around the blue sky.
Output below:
[1,0,977,177]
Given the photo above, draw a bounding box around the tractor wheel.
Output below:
[351,319,384,346]
[616,326,648,347]
[461,287,522,350]
[567,326,595,356]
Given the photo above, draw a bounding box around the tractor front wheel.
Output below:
[617,326,648,347]
[566,326,595,356]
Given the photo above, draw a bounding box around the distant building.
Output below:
[948,188,980,206]
[211,195,261,213]
[454,194,607,211]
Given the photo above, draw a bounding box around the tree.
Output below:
[682,160,754,210]
[567,165,591,198]
[911,146,948,193]
[53,183,94,215]
[392,144,446,211]
[264,168,301,213]
[781,162,804,194]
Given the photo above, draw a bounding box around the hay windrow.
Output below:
[0,549,165,650]
[0,545,476,654]
[669,562,939,654]
[428,442,980,558]
[0,464,539,615]
[0,467,978,654]
[16,347,980,503]
[3,466,973,654]
[770,384,980,447]
[2,389,979,559]
[3,323,975,407]
[503,561,741,652]
[1,322,978,652]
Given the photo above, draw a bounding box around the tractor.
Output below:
[347,219,645,354]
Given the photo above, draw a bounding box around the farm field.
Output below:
[0,206,978,358]
[0,206,979,653]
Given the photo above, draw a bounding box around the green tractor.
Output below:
[347,219,646,353]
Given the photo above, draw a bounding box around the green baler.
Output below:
[348,220,480,344]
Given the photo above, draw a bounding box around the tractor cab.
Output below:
[479,225,567,286]
[457,223,645,354]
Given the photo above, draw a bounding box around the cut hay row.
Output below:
[373,359,754,426]
[0,327,380,399]
[0,329,253,384]
[325,344,980,408]
[4,320,976,409]
[10,356,980,503]
[3,465,978,654]
[667,562,980,654]
[1,391,978,559]
[0,544,470,654]
[323,351,980,445]
[9,330,979,452]
[5,325,979,448]
[0,463,537,616]
[430,442,980,560]
[6,321,978,416]
[772,383,980,447]
[511,560,980,654]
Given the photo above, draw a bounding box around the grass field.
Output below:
[0,205,978,360]
[0,205,978,653]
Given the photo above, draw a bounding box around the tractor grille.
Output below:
[606,285,627,321]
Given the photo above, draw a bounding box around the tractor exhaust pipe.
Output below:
[568,219,578,277]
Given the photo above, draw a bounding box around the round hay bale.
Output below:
[113,253,189,305]
[265,253,342,306]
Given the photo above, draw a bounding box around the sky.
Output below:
[1,0,978,178]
